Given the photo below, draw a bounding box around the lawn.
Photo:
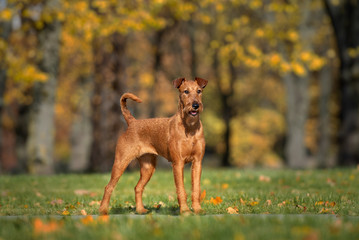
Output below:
[1,168,359,239]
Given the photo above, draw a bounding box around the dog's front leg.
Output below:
[191,159,203,213]
[172,161,191,214]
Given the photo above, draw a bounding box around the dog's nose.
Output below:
[192,102,199,110]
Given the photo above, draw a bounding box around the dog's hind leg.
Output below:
[135,154,157,214]
[99,149,137,215]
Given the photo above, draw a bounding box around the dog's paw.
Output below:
[136,208,149,215]
[99,207,109,215]
[193,208,205,215]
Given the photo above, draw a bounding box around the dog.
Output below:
[99,77,208,214]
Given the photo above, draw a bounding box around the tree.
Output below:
[26,0,61,174]
[0,0,12,172]
[323,0,359,166]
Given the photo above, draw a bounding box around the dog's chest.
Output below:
[180,137,201,163]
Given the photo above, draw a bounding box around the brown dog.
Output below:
[99,77,208,215]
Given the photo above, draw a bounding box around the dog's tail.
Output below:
[120,93,142,125]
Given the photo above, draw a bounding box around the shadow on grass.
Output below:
[110,205,182,216]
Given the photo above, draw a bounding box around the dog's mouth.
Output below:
[189,110,199,117]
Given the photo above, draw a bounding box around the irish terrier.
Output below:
[99,77,208,215]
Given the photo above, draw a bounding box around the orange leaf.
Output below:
[221,183,229,189]
[266,200,272,206]
[200,190,206,202]
[98,215,109,223]
[226,207,239,214]
[81,215,94,225]
[210,196,223,205]
[240,198,246,205]
[33,218,62,234]
[249,201,259,206]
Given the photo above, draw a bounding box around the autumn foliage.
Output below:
[0,0,353,173]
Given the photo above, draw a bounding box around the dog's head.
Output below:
[173,77,208,118]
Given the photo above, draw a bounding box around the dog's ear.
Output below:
[173,77,186,89]
[195,77,208,89]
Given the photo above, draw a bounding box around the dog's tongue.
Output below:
[190,111,198,116]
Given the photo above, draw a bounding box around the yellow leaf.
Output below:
[221,183,229,189]
[0,8,12,21]
[269,53,281,67]
[226,207,239,214]
[62,210,70,216]
[291,62,306,76]
[300,51,311,62]
[287,30,298,42]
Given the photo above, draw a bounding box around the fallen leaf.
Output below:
[240,198,246,205]
[326,178,336,187]
[221,183,229,189]
[81,215,94,225]
[50,199,64,206]
[36,192,43,198]
[200,190,206,202]
[259,175,271,182]
[98,215,109,223]
[210,196,223,205]
[33,218,62,234]
[74,189,97,197]
[278,201,286,207]
[89,200,101,206]
[249,201,259,206]
[315,201,324,206]
[296,204,307,212]
[62,210,70,216]
[226,207,239,214]
[74,189,90,196]
[266,199,272,206]
[80,209,87,216]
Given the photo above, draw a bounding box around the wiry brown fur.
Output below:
[99,77,208,215]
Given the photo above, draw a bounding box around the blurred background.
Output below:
[0,0,358,174]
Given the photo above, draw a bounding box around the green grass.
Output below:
[1,168,359,239]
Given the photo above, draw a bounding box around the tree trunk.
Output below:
[317,63,334,167]
[69,76,93,172]
[323,0,359,165]
[0,1,12,173]
[213,50,235,167]
[283,73,310,168]
[26,0,61,174]
[90,33,127,172]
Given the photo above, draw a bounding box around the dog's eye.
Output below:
[184,90,189,94]
[197,89,202,94]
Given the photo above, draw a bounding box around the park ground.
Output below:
[1,168,359,239]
